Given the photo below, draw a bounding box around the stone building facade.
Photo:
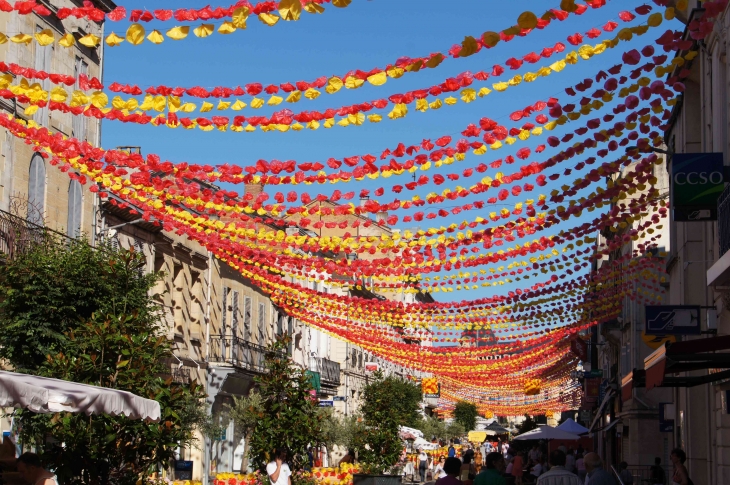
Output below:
[0,0,114,239]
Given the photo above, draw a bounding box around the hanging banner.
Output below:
[672,153,724,221]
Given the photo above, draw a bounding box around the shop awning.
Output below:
[645,335,730,389]
[621,369,645,402]
[588,389,615,432]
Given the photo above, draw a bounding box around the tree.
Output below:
[0,238,158,371]
[353,372,421,474]
[445,421,466,440]
[416,416,446,442]
[517,414,538,434]
[318,409,359,463]
[247,336,324,472]
[229,392,264,472]
[3,241,206,485]
[453,401,478,432]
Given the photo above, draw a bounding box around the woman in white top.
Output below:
[267,448,292,485]
[433,457,447,479]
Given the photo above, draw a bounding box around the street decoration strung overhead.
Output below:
[0,0,719,415]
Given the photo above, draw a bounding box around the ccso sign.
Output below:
[672,153,725,221]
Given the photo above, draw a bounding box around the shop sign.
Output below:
[645,305,701,335]
[364,362,379,373]
[174,461,193,480]
[318,400,334,407]
[672,152,724,221]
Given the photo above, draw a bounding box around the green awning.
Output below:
[306,370,321,392]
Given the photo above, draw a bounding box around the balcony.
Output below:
[0,208,53,262]
[209,335,270,374]
[310,357,341,387]
[707,185,730,289]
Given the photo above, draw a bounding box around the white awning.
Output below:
[0,370,161,421]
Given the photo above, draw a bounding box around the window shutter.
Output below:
[231,291,239,338]
[243,297,252,340]
[258,302,266,344]
[221,286,229,336]
[67,180,82,237]
[28,154,45,225]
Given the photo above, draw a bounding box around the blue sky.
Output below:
[100,0,678,307]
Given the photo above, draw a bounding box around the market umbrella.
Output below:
[0,370,161,421]
[485,421,510,434]
[556,418,589,435]
[513,425,580,441]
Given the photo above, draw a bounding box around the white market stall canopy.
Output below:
[556,418,589,435]
[413,437,439,450]
[399,426,424,439]
[0,370,161,421]
[513,425,580,441]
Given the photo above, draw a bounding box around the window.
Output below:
[243,296,252,340]
[221,286,229,335]
[73,57,88,140]
[66,180,82,237]
[231,291,239,338]
[34,26,52,126]
[28,153,45,225]
[258,302,266,344]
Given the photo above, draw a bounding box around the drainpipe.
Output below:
[204,251,213,485]
[91,19,106,246]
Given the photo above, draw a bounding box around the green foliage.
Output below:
[446,421,466,440]
[0,238,158,371]
[517,415,538,435]
[2,240,205,485]
[248,336,324,472]
[453,401,478,432]
[416,416,447,442]
[230,392,264,471]
[353,372,421,474]
[318,409,360,460]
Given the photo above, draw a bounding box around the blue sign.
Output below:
[333,396,347,402]
[672,152,724,221]
[645,305,701,335]
[319,400,334,407]
[174,461,193,480]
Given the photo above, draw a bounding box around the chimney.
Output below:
[245,183,264,201]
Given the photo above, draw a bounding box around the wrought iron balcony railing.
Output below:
[209,335,277,374]
[318,357,341,386]
[0,208,54,261]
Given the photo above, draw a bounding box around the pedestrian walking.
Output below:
[583,453,613,485]
[512,451,525,485]
[448,441,456,458]
[461,454,477,485]
[16,453,58,485]
[266,448,292,485]
[474,452,507,485]
[565,449,575,473]
[650,457,666,485]
[436,457,463,485]
[434,457,447,480]
[670,449,692,485]
[574,454,586,482]
[418,449,429,484]
[618,462,633,485]
[535,450,581,485]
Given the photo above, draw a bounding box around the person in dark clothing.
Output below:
[650,457,666,485]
